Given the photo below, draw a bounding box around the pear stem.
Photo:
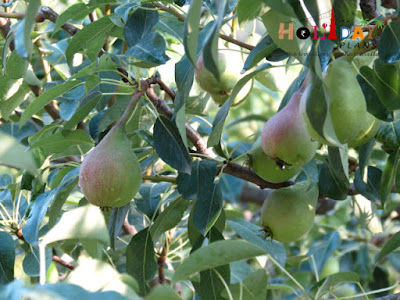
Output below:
[142,175,177,183]
[116,91,145,130]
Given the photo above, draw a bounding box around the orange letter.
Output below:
[279,23,294,40]
[352,26,364,39]
[367,24,378,39]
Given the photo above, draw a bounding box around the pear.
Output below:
[260,90,318,167]
[261,182,318,243]
[300,58,368,145]
[249,139,299,183]
[348,112,381,148]
[79,126,142,207]
[194,51,251,105]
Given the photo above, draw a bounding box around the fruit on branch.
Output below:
[320,257,340,279]
[348,112,381,148]
[301,57,368,145]
[260,182,318,243]
[249,139,299,183]
[260,89,318,167]
[79,126,142,207]
[194,51,251,105]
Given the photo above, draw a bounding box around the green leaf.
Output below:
[66,16,115,63]
[14,0,41,58]
[373,59,400,110]
[63,92,102,131]
[22,248,52,277]
[379,20,400,63]
[153,115,192,174]
[5,51,28,79]
[237,0,269,25]
[0,232,15,284]
[20,80,82,128]
[195,227,230,299]
[357,68,393,121]
[243,35,278,71]
[226,219,286,266]
[313,272,360,299]
[380,150,399,204]
[172,240,266,283]
[30,130,94,157]
[150,197,189,242]
[376,231,400,262]
[126,228,157,296]
[354,166,381,202]
[43,204,110,247]
[0,82,30,120]
[222,269,268,300]
[184,0,202,66]
[0,132,38,174]
[54,3,93,32]
[353,194,383,233]
[208,63,272,147]
[194,181,222,236]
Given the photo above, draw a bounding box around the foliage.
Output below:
[0,0,400,299]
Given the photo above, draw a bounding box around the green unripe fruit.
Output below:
[261,90,318,167]
[194,52,251,105]
[303,57,367,145]
[249,139,299,183]
[320,257,340,279]
[79,126,142,207]
[348,113,381,148]
[261,182,318,243]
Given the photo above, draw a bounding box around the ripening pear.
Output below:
[302,57,368,145]
[79,126,142,207]
[194,52,251,105]
[260,90,318,167]
[261,182,318,243]
[348,113,381,148]
[249,139,299,183]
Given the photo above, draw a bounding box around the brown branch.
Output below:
[52,255,76,270]
[0,12,25,19]
[156,78,176,100]
[122,217,137,235]
[381,0,398,9]
[16,230,75,270]
[39,7,78,35]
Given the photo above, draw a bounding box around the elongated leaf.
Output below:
[377,231,400,262]
[237,0,269,25]
[380,150,399,204]
[0,132,37,174]
[30,130,93,157]
[150,197,189,242]
[314,272,360,299]
[43,205,110,246]
[354,166,381,202]
[0,232,15,284]
[153,115,191,174]
[184,0,202,65]
[226,219,286,266]
[379,21,400,63]
[353,194,383,233]
[54,3,93,32]
[172,240,265,283]
[126,228,157,296]
[66,16,115,63]
[208,63,272,147]
[222,269,268,300]
[14,0,40,58]
[20,80,82,128]
[243,35,278,71]
[22,248,52,277]
[108,203,130,249]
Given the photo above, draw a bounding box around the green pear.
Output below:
[260,90,318,167]
[261,182,318,243]
[194,52,251,105]
[348,112,381,148]
[79,126,142,207]
[300,58,368,145]
[249,139,299,183]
